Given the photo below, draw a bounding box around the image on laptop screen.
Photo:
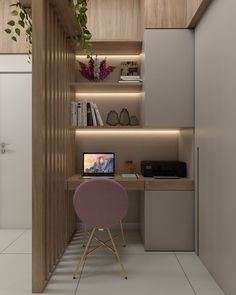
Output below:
[83,153,115,176]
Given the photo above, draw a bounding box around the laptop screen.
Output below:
[83,153,115,176]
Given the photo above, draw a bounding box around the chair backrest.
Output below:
[73,178,128,228]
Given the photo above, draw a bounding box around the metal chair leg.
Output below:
[120,221,126,247]
[106,228,128,279]
[82,223,87,248]
[73,227,96,279]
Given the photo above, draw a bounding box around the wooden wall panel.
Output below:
[0,0,28,53]
[87,0,141,40]
[187,0,202,24]
[187,0,213,28]
[32,0,76,292]
[142,0,187,29]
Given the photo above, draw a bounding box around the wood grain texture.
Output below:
[144,178,194,191]
[87,0,141,40]
[187,0,213,28]
[187,0,202,24]
[66,174,193,191]
[0,0,28,53]
[77,40,142,55]
[32,0,76,292]
[142,0,187,28]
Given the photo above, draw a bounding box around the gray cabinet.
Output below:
[143,29,194,128]
[141,191,194,251]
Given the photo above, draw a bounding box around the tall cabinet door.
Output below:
[0,55,32,228]
[143,29,194,128]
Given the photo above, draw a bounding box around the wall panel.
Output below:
[87,0,141,40]
[32,0,76,292]
[143,0,187,29]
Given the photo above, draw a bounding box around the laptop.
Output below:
[81,152,115,178]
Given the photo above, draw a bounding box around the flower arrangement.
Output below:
[79,56,115,81]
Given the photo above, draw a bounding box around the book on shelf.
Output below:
[90,102,97,126]
[120,75,141,80]
[93,103,104,126]
[71,101,103,127]
[118,80,142,83]
[71,101,77,127]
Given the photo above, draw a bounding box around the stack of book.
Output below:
[119,75,142,83]
[119,61,142,83]
[71,101,104,127]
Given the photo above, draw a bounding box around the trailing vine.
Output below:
[4,0,92,55]
[4,1,32,53]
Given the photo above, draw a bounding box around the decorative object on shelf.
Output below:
[120,61,139,76]
[106,110,119,126]
[119,108,130,126]
[5,0,93,55]
[79,56,115,81]
[130,115,139,126]
[124,160,135,174]
[119,61,142,83]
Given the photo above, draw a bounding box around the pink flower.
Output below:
[79,57,115,81]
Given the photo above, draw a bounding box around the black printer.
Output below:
[141,161,187,178]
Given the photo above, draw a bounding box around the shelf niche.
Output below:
[71,82,143,93]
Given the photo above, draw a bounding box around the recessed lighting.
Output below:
[76,129,180,135]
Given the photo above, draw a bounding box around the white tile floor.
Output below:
[0,229,225,295]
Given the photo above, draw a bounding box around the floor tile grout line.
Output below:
[0,230,26,254]
[174,253,197,295]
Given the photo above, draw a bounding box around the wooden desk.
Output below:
[65,174,194,192]
[65,174,195,251]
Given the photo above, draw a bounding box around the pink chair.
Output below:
[73,178,128,279]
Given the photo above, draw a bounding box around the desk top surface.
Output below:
[66,174,194,191]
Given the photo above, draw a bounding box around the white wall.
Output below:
[195,1,236,294]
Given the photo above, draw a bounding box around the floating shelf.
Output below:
[70,82,143,93]
[74,125,142,130]
[76,40,142,55]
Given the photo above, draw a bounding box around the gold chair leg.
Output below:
[82,223,87,248]
[120,221,126,247]
[73,227,96,279]
[106,228,128,279]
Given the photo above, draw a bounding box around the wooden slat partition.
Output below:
[32,0,76,292]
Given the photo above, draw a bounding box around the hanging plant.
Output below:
[4,0,92,55]
[4,1,32,53]
[68,0,93,56]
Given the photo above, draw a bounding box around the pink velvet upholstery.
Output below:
[73,178,128,228]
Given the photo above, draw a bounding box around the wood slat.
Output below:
[32,0,76,292]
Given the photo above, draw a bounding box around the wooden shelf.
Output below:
[70,82,143,93]
[74,125,142,130]
[76,40,142,55]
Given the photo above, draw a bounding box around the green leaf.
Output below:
[15,28,21,36]
[4,28,11,34]
[20,11,25,20]
[11,10,18,16]
[11,36,17,42]
[7,20,15,26]
[18,20,25,28]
